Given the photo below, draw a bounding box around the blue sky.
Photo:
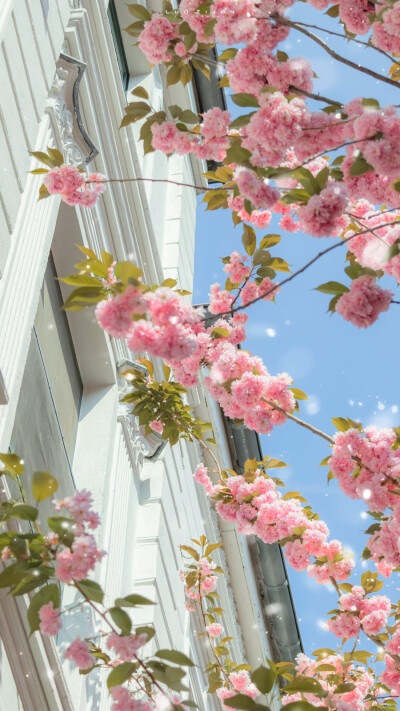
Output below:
[193,7,400,659]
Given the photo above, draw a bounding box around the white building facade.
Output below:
[0,2,301,709]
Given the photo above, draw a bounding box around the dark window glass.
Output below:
[108,0,130,91]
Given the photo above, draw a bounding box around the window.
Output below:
[10,253,82,494]
[108,0,130,91]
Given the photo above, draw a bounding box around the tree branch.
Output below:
[212,220,400,318]
[264,400,334,444]
[272,15,400,91]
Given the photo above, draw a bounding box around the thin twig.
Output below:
[348,213,391,248]
[280,18,400,67]
[192,52,343,107]
[211,220,400,318]
[272,15,400,91]
[264,399,334,444]
[87,176,208,192]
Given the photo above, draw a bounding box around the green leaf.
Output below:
[285,676,328,698]
[0,562,31,589]
[251,665,276,694]
[276,50,289,62]
[27,583,60,635]
[242,224,256,256]
[114,261,143,283]
[204,543,222,556]
[289,387,308,401]
[126,4,152,20]
[361,98,380,110]
[225,144,252,165]
[349,155,374,177]
[107,661,136,689]
[1,503,38,521]
[331,417,351,432]
[231,94,260,108]
[223,694,255,710]
[109,607,132,635]
[131,86,149,99]
[0,453,24,475]
[315,167,330,191]
[180,545,200,561]
[47,147,64,165]
[135,625,155,642]
[211,327,230,339]
[76,579,104,604]
[204,190,229,211]
[325,3,339,15]
[124,20,145,37]
[155,649,195,666]
[58,274,101,288]
[230,113,256,129]
[38,184,50,201]
[292,168,320,196]
[47,516,76,546]
[62,286,106,309]
[260,234,280,249]
[281,188,309,205]
[334,683,356,694]
[314,281,349,295]
[218,48,238,62]
[179,110,199,125]
[115,594,155,607]
[29,151,57,168]
[31,471,58,502]
[162,278,178,288]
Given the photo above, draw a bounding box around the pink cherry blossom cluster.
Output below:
[329,426,400,575]
[228,43,313,98]
[380,654,400,698]
[234,169,280,210]
[111,686,149,711]
[194,466,354,584]
[138,14,181,64]
[228,671,259,698]
[223,251,252,284]
[64,638,94,670]
[39,601,62,636]
[347,201,400,283]
[53,490,105,584]
[297,183,349,238]
[106,632,148,661]
[95,273,291,439]
[180,547,218,603]
[335,276,393,328]
[203,342,294,433]
[282,651,375,710]
[151,107,231,162]
[43,165,106,207]
[326,585,391,639]
[95,285,201,362]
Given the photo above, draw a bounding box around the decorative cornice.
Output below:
[46,54,99,166]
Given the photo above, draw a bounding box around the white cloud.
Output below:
[391,405,399,414]
[265,327,276,338]
[305,395,320,416]
[377,401,385,411]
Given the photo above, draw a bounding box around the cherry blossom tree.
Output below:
[13,0,400,707]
